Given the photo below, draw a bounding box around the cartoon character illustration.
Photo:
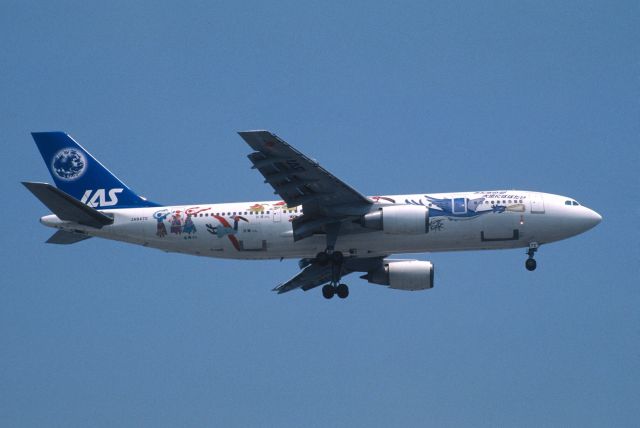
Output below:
[182,215,196,234]
[466,197,486,212]
[248,204,265,213]
[170,210,183,234]
[405,195,503,219]
[153,209,171,237]
[206,215,249,251]
[372,196,396,204]
[273,200,301,215]
[425,196,487,215]
[182,207,210,235]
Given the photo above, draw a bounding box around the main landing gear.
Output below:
[317,250,349,299]
[322,283,349,299]
[525,242,538,271]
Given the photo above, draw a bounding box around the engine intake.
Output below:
[362,260,434,291]
[360,205,429,234]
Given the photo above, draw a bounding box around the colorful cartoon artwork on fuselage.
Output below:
[406,196,493,219]
[170,211,183,234]
[153,209,170,237]
[248,204,265,213]
[405,195,502,220]
[205,215,249,251]
[183,207,210,235]
[153,207,210,238]
[372,196,396,204]
[406,194,528,219]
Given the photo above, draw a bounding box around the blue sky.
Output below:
[1,1,638,426]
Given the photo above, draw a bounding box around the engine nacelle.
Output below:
[363,260,434,291]
[361,205,429,234]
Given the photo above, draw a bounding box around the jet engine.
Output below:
[360,205,429,234]
[362,260,434,291]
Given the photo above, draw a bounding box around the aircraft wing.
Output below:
[238,130,372,217]
[274,256,385,294]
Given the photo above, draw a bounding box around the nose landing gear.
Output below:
[525,242,539,271]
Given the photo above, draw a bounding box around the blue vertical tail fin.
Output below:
[31,132,159,209]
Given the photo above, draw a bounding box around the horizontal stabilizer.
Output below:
[22,181,114,228]
[46,230,93,245]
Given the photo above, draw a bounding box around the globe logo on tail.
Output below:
[51,148,87,181]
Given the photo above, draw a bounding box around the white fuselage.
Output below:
[40,190,602,260]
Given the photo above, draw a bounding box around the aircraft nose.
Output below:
[581,208,602,231]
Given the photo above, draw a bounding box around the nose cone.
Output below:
[579,208,602,232]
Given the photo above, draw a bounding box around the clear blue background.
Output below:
[2,1,638,426]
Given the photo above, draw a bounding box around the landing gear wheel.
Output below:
[322,284,335,299]
[525,258,537,271]
[525,242,539,271]
[336,283,349,299]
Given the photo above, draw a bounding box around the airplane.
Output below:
[23,131,602,299]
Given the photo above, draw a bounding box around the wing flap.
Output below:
[46,230,93,244]
[274,262,335,294]
[274,256,386,294]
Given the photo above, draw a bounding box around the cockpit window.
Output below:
[572,201,580,206]
[565,200,572,205]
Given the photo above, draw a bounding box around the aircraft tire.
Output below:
[525,258,537,271]
[322,284,335,299]
[336,283,349,299]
